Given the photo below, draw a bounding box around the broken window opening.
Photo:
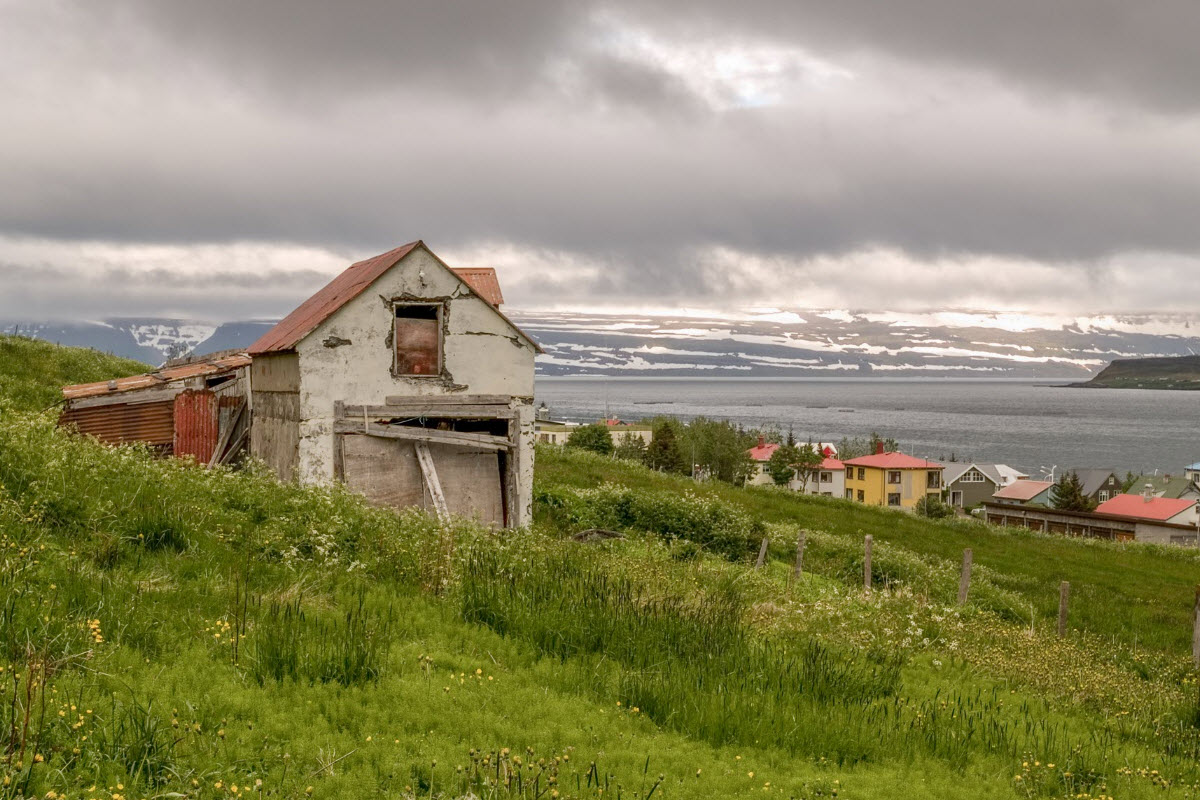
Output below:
[394,303,442,376]
[379,415,509,439]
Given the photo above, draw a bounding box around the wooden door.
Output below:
[340,435,505,526]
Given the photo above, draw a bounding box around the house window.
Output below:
[1098,490,1109,502]
[927,472,941,489]
[887,470,901,484]
[963,470,983,482]
[845,489,853,499]
[820,472,832,483]
[857,490,865,502]
[857,468,866,481]
[888,493,901,506]
[394,303,442,376]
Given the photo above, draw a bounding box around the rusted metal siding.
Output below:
[59,401,174,447]
[173,389,218,463]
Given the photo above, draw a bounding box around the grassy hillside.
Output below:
[1,340,1200,799]
[0,334,150,412]
[1075,355,1200,390]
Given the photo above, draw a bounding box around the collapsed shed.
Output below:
[59,351,251,466]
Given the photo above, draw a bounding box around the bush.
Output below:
[915,495,955,519]
[535,483,761,560]
[566,423,614,455]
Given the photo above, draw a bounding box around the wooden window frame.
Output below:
[392,301,445,378]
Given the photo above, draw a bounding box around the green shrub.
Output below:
[535,483,761,561]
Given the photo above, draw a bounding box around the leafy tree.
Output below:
[613,432,647,464]
[785,425,796,448]
[915,494,955,518]
[766,445,800,486]
[646,419,686,474]
[1050,471,1096,512]
[789,442,824,491]
[835,433,900,460]
[566,423,614,456]
[679,417,756,485]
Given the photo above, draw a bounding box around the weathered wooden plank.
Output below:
[957,548,973,606]
[67,385,183,410]
[207,400,247,467]
[383,394,511,406]
[333,420,512,451]
[415,442,450,523]
[1058,581,1070,637]
[341,404,515,420]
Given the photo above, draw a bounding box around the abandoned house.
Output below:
[59,351,252,465]
[246,240,541,527]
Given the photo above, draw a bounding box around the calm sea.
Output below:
[534,377,1200,477]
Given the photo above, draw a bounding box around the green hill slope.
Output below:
[1074,354,1200,389]
[1,341,1199,799]
[0,333,150,412]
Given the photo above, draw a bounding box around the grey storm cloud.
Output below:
[1,0,1198,318]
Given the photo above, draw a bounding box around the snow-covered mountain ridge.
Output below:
[5,310,1198,378]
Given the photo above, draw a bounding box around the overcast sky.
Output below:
[2,0,1199,321]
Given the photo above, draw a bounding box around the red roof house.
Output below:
[1095,494,1198,524]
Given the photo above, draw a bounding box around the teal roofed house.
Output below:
[1186,463,1200,484]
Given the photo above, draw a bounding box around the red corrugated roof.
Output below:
[248,241,421,355]
[452,268,504,307]
[62,354,251,400]
[821,456,844,470]
[1095,494,1197,521]
[748,442,779,462]
[992,480,1053,501]
[843,452,943,470]
[248,241,536,355]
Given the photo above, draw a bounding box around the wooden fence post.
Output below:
[794,533,806,579]
[1193,586,1200,668]
[957,549,973,605]
[755,537,769,569]
[1057,581,1070,638]
[864,535,873,592]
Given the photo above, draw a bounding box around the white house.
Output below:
[247,240,541,527]
[793,454,846,498]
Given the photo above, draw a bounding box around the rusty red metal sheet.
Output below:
[248,241,422,355]
[450,268,504,307]
[62,354,251,400]
[173,389,219,463]
[246,241,542,355]
[59,401,174,447]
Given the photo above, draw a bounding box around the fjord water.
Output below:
[535,377,1200,476]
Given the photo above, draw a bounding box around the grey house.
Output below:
[943,463,1027,508]
[1065,469,1124,504]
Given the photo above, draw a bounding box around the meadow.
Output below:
[1,334,1199,799]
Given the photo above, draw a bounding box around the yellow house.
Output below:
[843,446,944,511]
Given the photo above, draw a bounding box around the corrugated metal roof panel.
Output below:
[173,389,219,463]
[450,268,504,307]
[247,241,542,355]
[62,354,251,400]
[248,241,422,355]
[60,401,174,447]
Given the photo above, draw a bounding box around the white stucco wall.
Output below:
[794,469,846,498]
[292,246,538,525]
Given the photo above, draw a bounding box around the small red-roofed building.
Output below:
[991,479,1055,507]
[1095,493,1198,524]
[746,436,782,485]
[843,442,944,510]
[797,455,846,498]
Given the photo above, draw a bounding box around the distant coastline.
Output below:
[1068,355,1200,390]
